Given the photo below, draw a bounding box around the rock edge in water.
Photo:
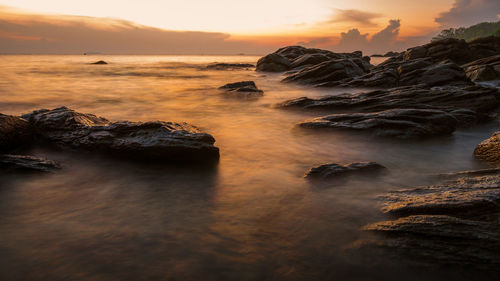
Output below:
[305,162,386,180]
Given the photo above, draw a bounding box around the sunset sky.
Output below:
[0,0,499,54]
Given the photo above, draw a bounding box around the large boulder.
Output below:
[256,53,291,72]
[468,36,500,60]
[22,107,220,164]
[298,108,458,138]
[474,132,500,166]
[404,38,474,64]
[282,58,367,85]
[0,114,32,152]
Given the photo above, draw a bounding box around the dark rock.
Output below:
[405,38,474,65]
[383,51,400,57]
[91,60,108,65]
[280,85,500,125]
[399,61,468,87]
[298,108,458,138]
[0,154,61,173]
[22,107,219,164]
[360,173,500,268]
[468,36,500,60]
[206,63,255,70]
[474,132,500,166]
[219,81,264,96]
[305,162,386,179]
[463,55,500,82]
[283,58,367,85]
[289,53,332,69]
[256,53,291,72]
[0,114,32,152]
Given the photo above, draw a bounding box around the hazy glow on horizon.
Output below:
[0,0,455,36]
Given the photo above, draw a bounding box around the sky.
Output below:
[0,0,499,54]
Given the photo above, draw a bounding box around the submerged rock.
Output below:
[0,154,61,173]
[474,132,500,166]
[299,108,458,138]
[206,63,255,70]
[91,60,108,65]
[305,162,386,180]
[22,107,220,164]
[219,81,264,96]
[0,114,32,151]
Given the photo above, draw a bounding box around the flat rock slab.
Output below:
[22,107,220,164]
[0,154,61,173]
[298,108,458,138]
[305,162,386,180]
[360,173,500,268]
[475,132,500,166]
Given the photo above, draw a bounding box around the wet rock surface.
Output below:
[206,63,255,70]
[0,114,32,151]
[0,154,61,173]
[299,108,459,138]
[219,81,264,97]
[22,107,220,163]
[463,55,500,82]
[361,173,500,268]
[474,132,500,166]
[305,162,386,180]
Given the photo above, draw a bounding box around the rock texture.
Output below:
[299,109,458,138]
[361,173,500,268]
[474,132,500,166]
[0,154,61,173]
[463,55,500,82]
[0,114,32,151]
[305,162,386,179]
[22,107,220,163]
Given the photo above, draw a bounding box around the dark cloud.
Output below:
[370,19,400,46]
[435,0,500,27]
[330,9,383,26]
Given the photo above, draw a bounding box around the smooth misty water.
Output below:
[0,55,499,281]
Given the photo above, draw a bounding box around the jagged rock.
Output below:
[206,63,255,70]
[383,51,400,57]
[305,162,386,180]
[22,107,220,163]
[0,114,32,151]
[360,173,500,268]
[463,55,500,82]
[474,132,500,166]
[468,36,500,60]
[219,81,264,97]
[289,53,332,69]
[91,60,108,65]
[0,154,61,173]
[405,38,475,64]
[280,85,500,125]
[256,53,291,72]
[283,58,368,85]
[299,108,458,138]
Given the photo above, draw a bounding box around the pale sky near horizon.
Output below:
[0,0,499,54]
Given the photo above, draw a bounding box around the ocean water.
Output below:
[0,55,498,281]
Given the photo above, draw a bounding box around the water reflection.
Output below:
[0,55,498,280]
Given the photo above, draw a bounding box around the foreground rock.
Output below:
[299,109,458,138]
[22,107,220,164]
[206,63,255,70]
[305,162,386,180]
[0,114,32,151]
[463,55,500,82]
[360,173,500,268]
[474,132,500,166]
[91,60,107,65]
[219,81,264,97]
[0,155,61,173]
